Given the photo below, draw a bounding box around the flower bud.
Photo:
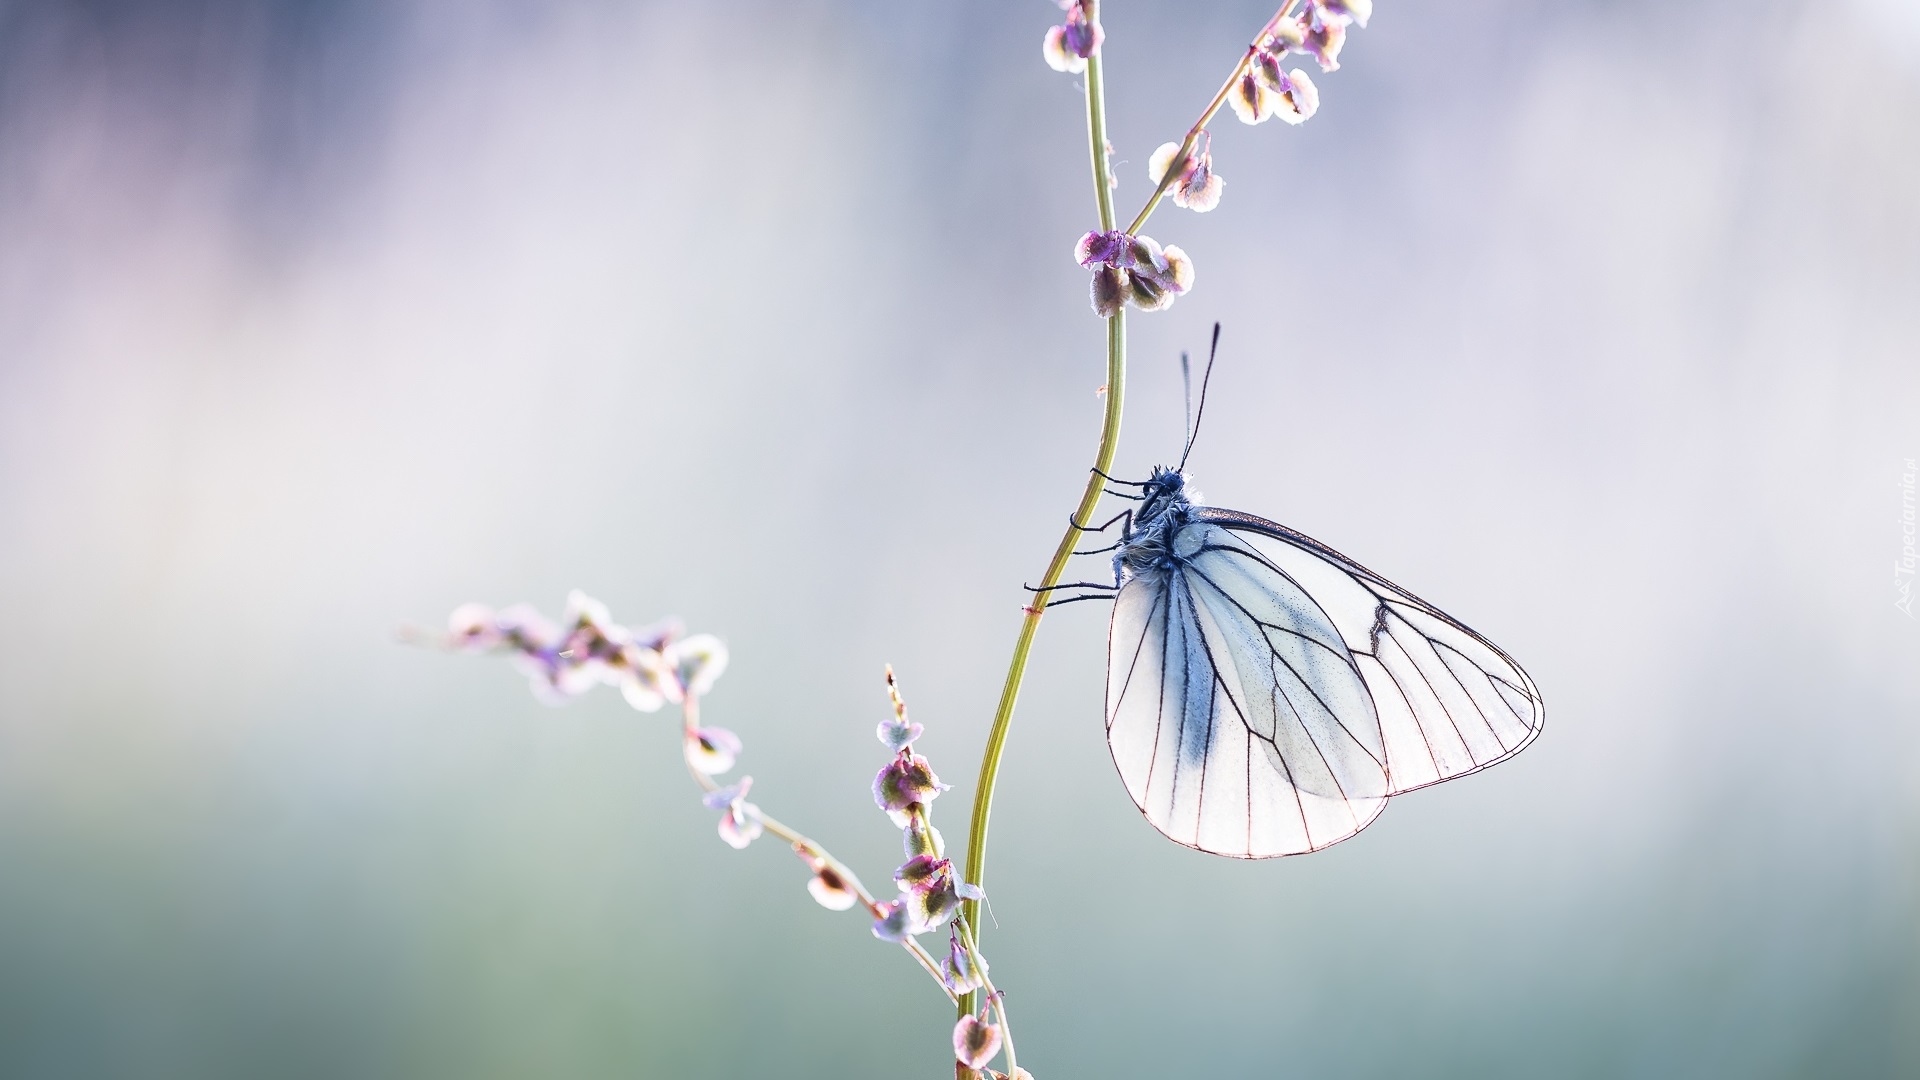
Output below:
[1253,49,1285,92]
[1090,265,1131,317]
[685,726,742,774]
[1074,229,1134,269]
[1314,0,1371,28]
[1149,134,1223,212]
[617,646,675,712]
[563,590,615,634]
[806,866,859,911]
[877,715,923,753]
[666,633,729,698]
[1060,5,1101,57]
[447,603,502,651]
[1303,14,1346,71]
[895,854,952,893]
[873,753,949,814]
[1124,236,1194,312]
[1230,71,1274,125]
[953,1014,1003,1071]
[702,778,763,849]
[1271,68,1319,124]
[1268,15,1308,52]
[1042,25,1085,74]
[871,897,922,942]
[903,812,946,858]
[912,882,963,930]
[493,604,560,653]
[942,933,988,993]
[1041,1,1102,74]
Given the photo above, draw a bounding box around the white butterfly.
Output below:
[1067,338,1543,858]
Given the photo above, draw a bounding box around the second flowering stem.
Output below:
[677,694,956,1003]
[1124,0,1304,236]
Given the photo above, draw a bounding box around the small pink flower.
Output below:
[1313,0,1371,29]
[1074,229,1135,269]
[1123,235,1194,312]
[703,778,763,849]
[665,634,729,698]
[795,849,859,911]
[903,812,946,858]
[446,603,503,651]
[1267,13,1309,53]
[953,1013,1003,1071]
[616,645,676,712]
[685,726,742,774]
[1042,0,1102,73]
[894,856,984,932]
[895,853,953,893]
[1148,133,1223,212]
[1077,231,1195,314]
[871,897,922,942]
[1090,265,1130,317]
[1303,12,1347,72]
[873,753,949,819]
[807,867,858,911]
[493,603,560,654]
[1254,58,1319,124]
[942,931,988,993]
[877,714,923,753]
[549,591,635,693]
[1229,69,1275,125]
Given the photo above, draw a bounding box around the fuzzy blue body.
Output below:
[1113,465,1198,587]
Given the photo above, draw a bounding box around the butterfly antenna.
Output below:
[1180,350,1194,456]
[1178,322,1221,470]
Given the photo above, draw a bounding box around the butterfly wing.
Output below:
[1196,508,1545,795]
[1106,520,1391,858]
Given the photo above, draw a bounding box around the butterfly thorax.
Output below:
[1114,466,1198,583]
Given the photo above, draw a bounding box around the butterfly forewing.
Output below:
[1196,508,1545,796]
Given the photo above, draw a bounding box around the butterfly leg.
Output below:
[1026,592,1117,611]
[1023,581,1118,594]
[1068,509,1133,534]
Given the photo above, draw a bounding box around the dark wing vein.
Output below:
[1186,560,1384,771]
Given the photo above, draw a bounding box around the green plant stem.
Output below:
[1123,0,1302,236]
[958,24,1125,1020]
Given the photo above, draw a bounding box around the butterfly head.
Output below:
[1137,465,1190,516]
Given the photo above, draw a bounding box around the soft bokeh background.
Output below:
[2,0,1917,1076]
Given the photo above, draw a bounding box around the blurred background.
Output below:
[2,0,1916,1076]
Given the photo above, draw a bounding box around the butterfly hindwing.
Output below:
[1105,521,1390,858]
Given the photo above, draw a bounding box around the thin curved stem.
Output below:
[1123,0,1302,236]
[959,21,1126,1017]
